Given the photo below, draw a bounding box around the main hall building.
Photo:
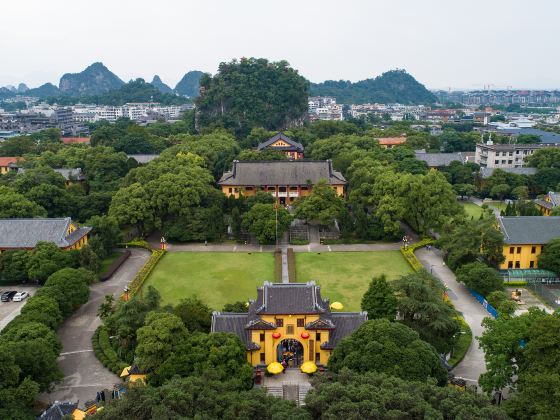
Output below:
[211,282,367,367]
[218,160,346,205]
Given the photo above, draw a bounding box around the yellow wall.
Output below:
[247,313,332,366]
[500,244,543,269]
[0,166,10,175]
[221,184,345,203]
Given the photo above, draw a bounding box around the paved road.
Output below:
[154,242,403,253]
[416,248,489,386]
[40,248,151,407]
[0,286,38,332]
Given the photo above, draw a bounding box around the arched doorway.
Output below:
[277,338,304,367]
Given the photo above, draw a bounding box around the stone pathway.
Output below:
[416,248,489,387]
[281,248,289,283]
[40,248,151,407]
[261,368,312,405]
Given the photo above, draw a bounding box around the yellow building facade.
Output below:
[498,216,560,270]
[212,282,367,368]
[218,160,347,205]
[536,192,559,216]
[257,132,304,160]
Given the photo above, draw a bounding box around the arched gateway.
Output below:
[211,281,367,369]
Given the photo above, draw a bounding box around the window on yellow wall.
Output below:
[508,261,513,268]
[315,352,320,363]
[259,333,265,342]
[297,318,304,327]
[275,318,283,327]
[509,247,514,254]
[286,325,294,335]
[260,353,265,363]
[316,332,321,341]
[531,246,536,254]
[515,261,520,268]
[530,261,535,268]
[517,247,522,254]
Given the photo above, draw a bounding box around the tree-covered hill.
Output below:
[25,83,60,98]
[59,62,125,96]
[310,69,436,104]
[175,70,205,97]
[151,75,173,94]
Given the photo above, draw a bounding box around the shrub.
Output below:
[400,238,434,272]
[124,249,165,298]
[20,295,63,329]
[456,262,503,297]
[92,327,128,375]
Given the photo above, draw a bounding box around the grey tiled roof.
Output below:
[218,160,346,186]
[498,216,560,245]
[479,167,538,179]
[39,401,78,420]
[414,152,466,167]
[211,312,260,350]
[321,313,368,350]
[127,154,160,164]
[17,167,86,181]
[549,192,560,207]
[257,132,304,152]
[253,282,328,315]
[0,218,91,249]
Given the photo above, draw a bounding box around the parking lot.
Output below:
[0,285,39,331]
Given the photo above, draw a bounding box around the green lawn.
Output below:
[143,252,274,310]
[487,201,507,212]
[98,251,124,276]
[295,251,413,311]
[460,201,485,219]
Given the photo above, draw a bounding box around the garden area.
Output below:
[142,252,274,309]
[459,201,485,219]
[295,251,413,311]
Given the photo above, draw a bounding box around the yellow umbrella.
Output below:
[120,366,132,378]
[300,361,318,374]
[267,361,284,375]
[330,302,344,310]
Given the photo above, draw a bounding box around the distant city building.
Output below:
[475,142,560,168]
[257,132,304,159]
[308,97,343,121]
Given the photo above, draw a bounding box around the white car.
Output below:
[12,291,29,302]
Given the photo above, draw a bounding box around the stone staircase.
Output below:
[264,382,313,406]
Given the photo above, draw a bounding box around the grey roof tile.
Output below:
[498,216,560,244]
[0,218,90,249]
[218,160,346,186]
[257,132,304,152]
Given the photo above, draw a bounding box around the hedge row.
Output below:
[123,249,166,299]
[274,250,282,282]
[400,238,435,272]
[100,250,131,281]
[448,316,473,367]
[503,281,528,287]
[92,326,129,375]
[287,248,296,282]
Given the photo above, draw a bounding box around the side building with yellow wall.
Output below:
[536,191,559,216]
[218,160,346,205]
[211,282,367,368]
[0,217,91,252]
[498,216,560,269]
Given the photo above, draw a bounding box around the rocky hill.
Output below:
[59,62,124,96]
[310,69,436,104]
[25,83,60,98]
[151,75,173,94]
[175,70,204,97]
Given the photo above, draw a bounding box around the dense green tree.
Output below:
[328,319,447,384]
[152,332,253,388]
[241,203,292,244]
[0,375,39,420]
[511,185,529,200]
[93,376,307,420]
[526,147,560,169]
[490,183,511,200]
[26,242,77,283]
[24,184,71,217]
[173,297,212,333]
[196,58,309,137]
[454,183,476,199]
[97,295,115,320]
[456,262,503,297]
[0,136,36,156]
[237,149,288,161]
[136,312,188,371]
[0,321,62,354]
[246,191,275,207]
[13,166,66,193]
[40,268,92,317]
[0,250,30,284]
[0,186,47,218]
[222,301,248,312]
[393,270,459,353]
[438,218,504,269]
[19,295,63,329]
[306,370,508,420]
[538,238,560,274]
[360,275,397,320]
[293,180,345,226]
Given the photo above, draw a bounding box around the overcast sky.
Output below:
[1,0,559,90]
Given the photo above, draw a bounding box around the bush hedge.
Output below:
[92,326,129,375]
[448,316,473,366]
[123,249,165,299]
[100,250,131,281]
[400,238,435,272]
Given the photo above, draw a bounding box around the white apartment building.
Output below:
[475,142,560,168]
[308,96,343,121]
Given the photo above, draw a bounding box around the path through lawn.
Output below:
[143,252,274,310]
[295,251,413,311]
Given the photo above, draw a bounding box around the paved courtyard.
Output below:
[0,285,39,331]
